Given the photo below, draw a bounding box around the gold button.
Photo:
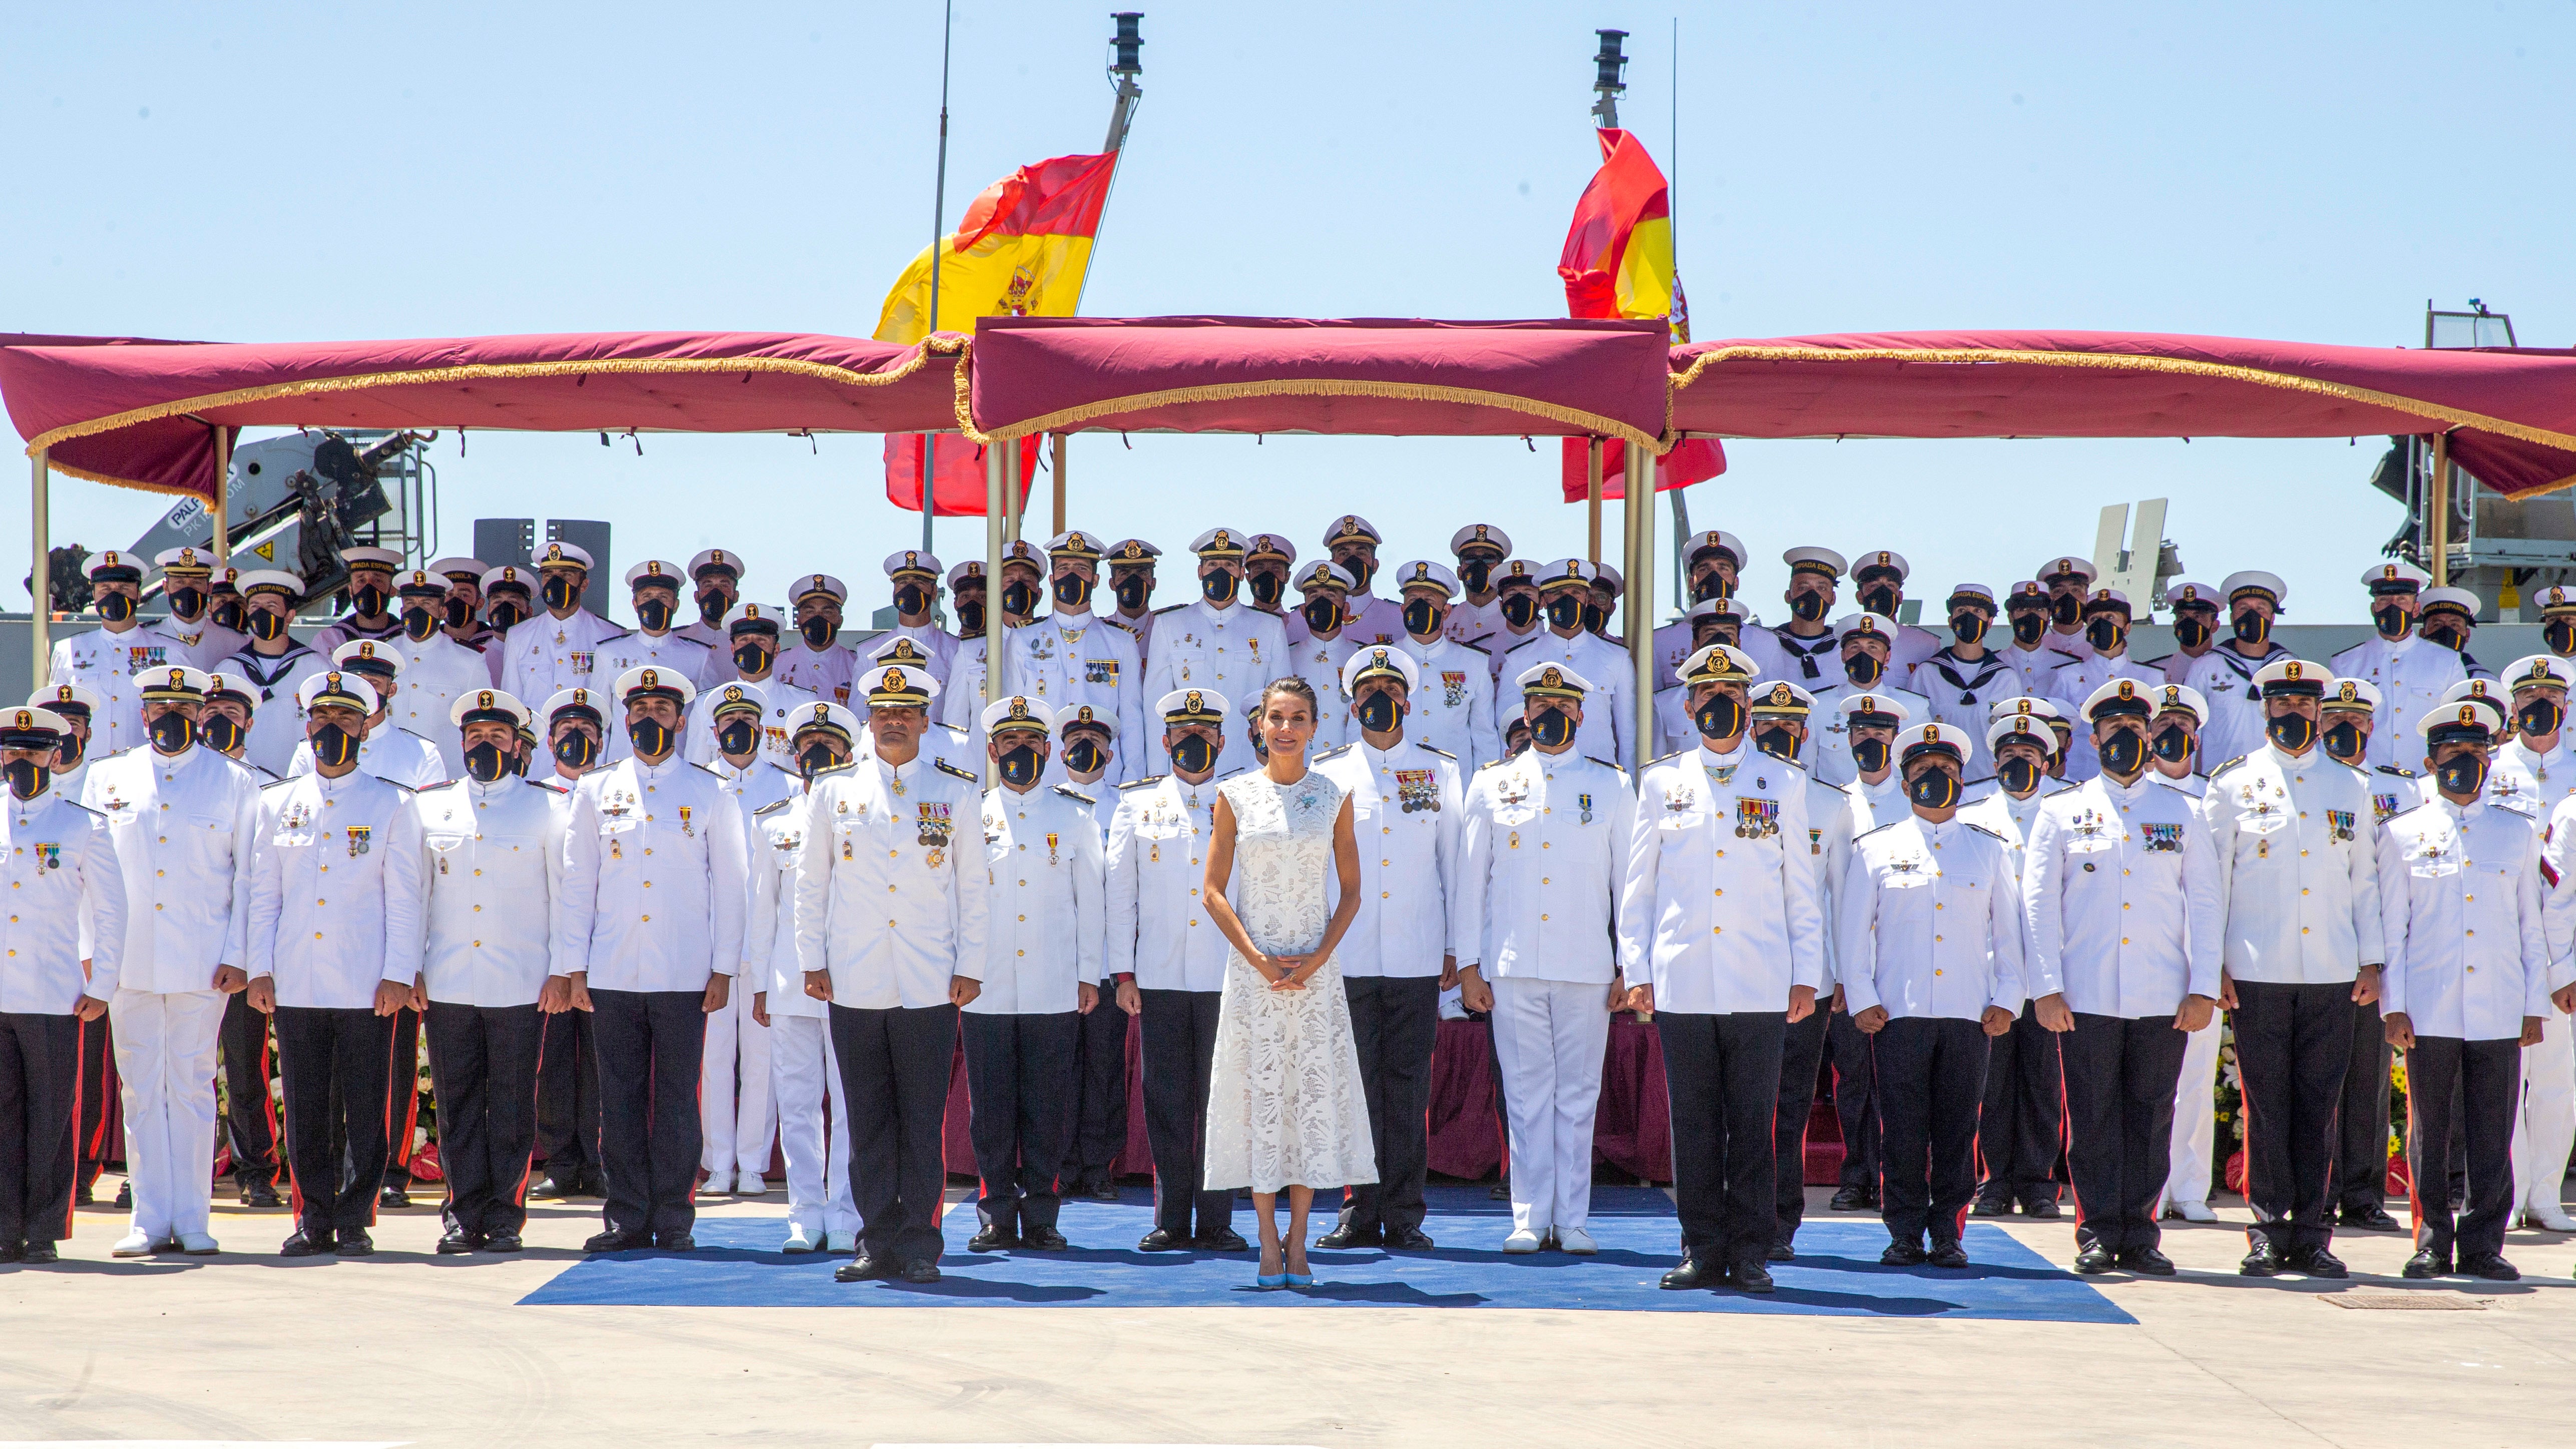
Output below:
[2465,894,2474,902]
[1018,914,1026,921]
[2121,937,2129,944]
[473,940,481,947]
[2122,902,2131,910]
[1935,968,1943,976]
[1540,913,1550,920]
[316,898,325,906]
[889,918,898,927]
[1018,949,1026,956]
[156,870,164,878]
[1935,902,1944,910]
[2301,888,2309,896]
[644,847,653,856]
[2302,926,2310,934]
[155,902,163,910]
[2467,928,2476,936]
[1935,935,1943,942]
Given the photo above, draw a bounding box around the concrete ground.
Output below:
[3,1178,2570,1448]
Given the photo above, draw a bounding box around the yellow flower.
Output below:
[2391,1058,2410,1093]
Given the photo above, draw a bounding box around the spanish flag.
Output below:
[1556,128,1723,502]
[879,151,1120,515]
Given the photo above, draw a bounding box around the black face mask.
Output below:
[2234,610,2271,647]
[797,741,844,778]
[800,614,836,648]
[198,714,246,754]
[1504,730,1531,758]
[1999,755,2043,794]
[352,584,388,617]
[3,758,48,801]
[464,740,511,783]
[149,712,194,754]
[1114,573,1150,611]
[2265,710,2316,752]
[1064,736,1106,774]
[2373,602,2411,639]
[1246,572,1282,609]
[1754,725,1797,760]
[2436,752,2490,798]
[2049,593,2081,627]
[1788,590,1827,623]
[1301,597,1342,634]
[628,715,674,758]
[1460,558,1493,595]
[1951,613,1987,647]
[1844,653,1883,687]
[638,598,674,633]
[2086,616,2126,651]
[507,744,530,777]
[1355,691,1401,734]
[1340,555,1375,592]
[956,598,987,633]
[444,597,473,630]
[1169,733,1215,775]
[1694,693,1746,741]
[2421,619,2467,650]
[2322,719,2365,764]
[52,733,85,771]
[169,587,204,621]
[2152,723,2193,763]
[1531,706,1575,748]
[699,590,731,625]
[2543,621,2576,658]
[2520,697,2564,738]
[1851,737,1891,775]
[1199,571,1237,607]
[98,594,135,623]
[2174,615,2213,650]
[554,731,597,769]
[1581,601,1610,634]
[212,598,245,631]
[717,718,760,758]
[1859,584,1898,618]
[1546,594,1585,631]
[998,744,1041,786]
[246,607,286,641]
[2099,727,2146,777]
[1403,599,1441,637]
[892,584,931,618]
[1054,574,1094,611]
[310,723,358,768]
[1907,767,1962,810]
[541,575,578,611]
[402,605,439,642]
[1501,593,1539,630]
[2010,612,2046,647]
[1690,572,1727,604]
[489,598,528,632]
[733,639,772,675]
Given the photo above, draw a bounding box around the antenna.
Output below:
[923,0,955,550]
[1105,12,1144,152]
[1591,29,1629,129]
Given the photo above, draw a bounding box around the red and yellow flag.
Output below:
[1556,128,1723,501]
[880,151,1119,514]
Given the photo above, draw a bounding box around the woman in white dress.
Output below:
[1202,678,1378,1287]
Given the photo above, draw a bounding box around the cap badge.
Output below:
[546,544,563,562]
[2339,682,2357,702]
[2285,663,2304,681]
[882,669,904,693]
[478,691,494,709]
[1877,551,1891,567]
[812,704,829,722]
[1770,683,1792,705]
[641,669,659,690]
[167,669,185,689]
[2116,680,2133,699]
[13,711,28,729]
[1186,690,1205,712]
[1925,725,1942,743]
[2461,705,2479,725]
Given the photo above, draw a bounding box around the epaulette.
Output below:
[98,745,140,761]
[598,626,634,642]
[2043,783,2085,798]
[1643,747,1690,768]
[753,797,795,817]
[530,779,570,794]
[1854,818,1904,842]
[2135,653,2174,668]
[398,727,438,744]
[417,778,458,791]
[2210,754,2249,775]
[1418,744,1456,760]
[1584,756,1627,777]
[809,758,862,779]
[2495,800,2535,820]
[2376,764,2418,778]
[1118,775,1166,790]
[1966,774,1997,789]
[1455,640,1490,657]
[1476,759,1509,772]
[260,775,297,789]
[687,761,723,778]
[1053,784,1097,806]
[1965,822,2010,843]
[61,799,105,818]
[1152,603,1192,616]
[1314,743,1354,760]
[934,759,978,782]
[1101,617,1140,636]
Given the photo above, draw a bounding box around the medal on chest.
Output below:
[917,802,953,847]
[347,825,371,857]
[1046,830,1061,865]
[34,842,60,872]
[1393,768,1439,813]
[678,805,693,838]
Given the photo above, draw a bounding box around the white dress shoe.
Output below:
[2526,1207,2576,1232]
[825,1230,857,1253]
[779,1223,818,1254]
[735,1172,769,1196]
[1503,1228,1544,1254]
[698,1170,731,1197]
[1557,1225,1598,1255]
[2172,1200,2219,1223]
[177,1232,220,1255]
[111,1228,159,1258]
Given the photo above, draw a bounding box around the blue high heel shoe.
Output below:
[1285,1267,1314,1287]
[1256,1270,1289,1289]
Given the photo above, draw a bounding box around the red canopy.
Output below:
[1668,330,2576,497]
[962,316,1673,449]
[0,331,964,500]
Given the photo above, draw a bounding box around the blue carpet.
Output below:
[519,1185,2133,1322]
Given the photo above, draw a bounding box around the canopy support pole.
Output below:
[1623,444,1653,771]
[30,448,49,692]
[984,441,1006,781]
[210,426,231,567]
[1586,440,1604,563]
[1004,440,1024,546]
[2427,430,2451,588]
[1050,434,1067,540]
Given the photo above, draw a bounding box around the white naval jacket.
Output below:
[497,608,632,709]
[1315,738,1462,979]
[1397,635,1501,771]
[560,754,749,994]
[2197,742,2386,985]
[2329,633,2469,771]
[2376,796,2550,1041]
[247,769,426,1011]
[1285,630,1360,751]
[1839,812,2027,1021]
[1003,610,1146,762]
[2175,643,2293,769]
[747,784,818,1018]
[50,624,188,756]
[213,644,330,776]
[2486,737,2576,819]
[2022,773,2220,1018]
[387,632,499,779]
[1106,770,1237,992]
[1618,740,1826,1012]
[685,677,823,773]
[1141,600,1290,774]
[1805,681,1934,789]
[795,752,989,1009]
[2046,655,2169,783]
[977,782,1107,1014]
[82,743,263,993]
[1454,747,1635,986]
[772,639,860,708]
[412,775,570,1008]
[1495,629,1634,771]
[0,791,125,1013]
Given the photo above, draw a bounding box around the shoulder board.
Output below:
[530,779,570,794]
[2047,648,2084,663]
[1584,756,1627,777]
[1965,822,2009,843]
[809,758,862,780]
[1455,640,1490,657]
[935,759,979,782]
[99,745,140,761]
[1314,743,1354,760]
[597,626,634,642]
[1854,819,1905,842]
[2389,799,2436,820]
[1476,759,1509,772]
[260,775,299,789]
[2376,764,2418,778]
[417,778,458,792]
[1118,775,1167,790]
[1418,744,1457,760]
[686,761,723,778]
[1152,603,1192,616]
[1053,784,1097,806]
[1966,774,1997,788]
[2136,653,2174,668]
[2497,803,2536,821]
[2145,775,2194,793]
[398,727,437,744]
[61,799,106,819]
[1643,747,1690,768]
[383,778,418,794]
[753,797,795,817]
[2211,754,2249,775]
[1101,617,1139,636]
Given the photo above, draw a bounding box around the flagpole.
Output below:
[1666,15,1691,613]
[921,0,955,555]
[1052,13,1147,536]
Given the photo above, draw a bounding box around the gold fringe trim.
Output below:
[971,377,1666,451]
[1667,344,2576,456]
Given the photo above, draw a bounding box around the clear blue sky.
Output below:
[9,1,2571,627]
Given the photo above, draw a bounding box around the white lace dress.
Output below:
[1202,768,1380,1194]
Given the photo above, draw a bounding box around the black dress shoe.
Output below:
[1829,1186,1874,1212]
[2402,1248,2451,1279]
[435,1231,480,1255]
[899,1258,942,1283]
[75,1182,92,1206]
[584,1229,649,1253]
[1766,1238,1796,1262]
[1927,1240,1970,1269]
[21,1242,57,1264]
[2072,1245,2117,1275]
[1969,1198,2009,1218]
[1659,1256,1722,1289]
[1880,1240,1928,1266]
[1196,1228,1250,1253]
[966,1227,1020,1253]
[1087,1182,1122,1202]
[279,1230,330,1257]
[835,1254,885,1283]
[2239,1239,2286,1277]
[2118,1246,2177,1277]
[1022,1225,1070,1251]
[530,1175,575,1200]
[1314,1223,1383,1250]
[657,1233,697,1252]
[114,1180,131,1209]
[2458,1252,2520,1282]
[1389,1227,1436,1251]
[483,1233,524,1253]
[2287,1245,2348,1279]
[1136,1227,1194,1252]
[1488,1179,1510,1200]
[2021,1197,2062,1220]
[240,1181,284,1208]
[1733,1259,1777,1293]
[378,1186,410,1209]
[2340,1205,2403,1232]
[333,1230,374,1257]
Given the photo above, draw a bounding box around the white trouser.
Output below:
[2159,1015,2225,1209]
[768,1015,858,1234]
[110,988,227,1240]
[700,984,775,1176]
[2513,1011,2575,1215]
[1489,975,1611,1236]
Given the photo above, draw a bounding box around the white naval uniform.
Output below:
[1103,611,1155,657]
[1105,772,1234,992]
[496,609,631,720]
[745,783,859,1239]
[1002,610,1146,773]
[607,629,716,708]
[1285,630,1361,752]
[1446,598,1504,651]
[684,676,822,773]
[2485,737,2576,820]
[2522,798,2576,1220]
[1316,739,1462,980]
[1805,681,1933,788]
[50,625,185,757]
[1743,625,1842,692]
[795,754,989,1007]
[701,758,795,1181]
[2132,766,2231,1211]
[1803,775,1859,995]
[878,623,958,689]
[2045,653,2165,782]
[392,633,501,779]
[977,783,1108,1013]
[1455,747,1634,1236]
[245,770,426,1008]
[214,645,331,777]
[1398,635,1501,770]
[1620,741,1826,1010]
[83,743,262,1243]
[1336,590,1407,648]
[2023,774,2221,1016]
[1496,629,1636,771]
[1479,622,1544,682]
[1839,814,2027,1020]
[772,639,860,708]
[0,790,126,1014]
[2196,743,2386,987]
[2176,642,2293,770]
[308,613,405,659]
[560,756,749,993]
[411,774,567,1007]
[1141,601,1291,775]
[2376,797,2548,1041]
[1907,649,2030,778]
[286,726,448,790]
[938,630,1017,763]
[1998,640,2083,700]
[2329,633,2470,772]
[161,619,248,672]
